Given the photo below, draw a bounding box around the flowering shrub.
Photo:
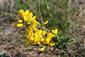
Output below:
[16,9,58,51]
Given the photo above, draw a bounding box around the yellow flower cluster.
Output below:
[17,9,58,47]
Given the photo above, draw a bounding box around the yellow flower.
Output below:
[29,12,33,18]
[18,9,24,16]
[37,30,42,35]
[52,28,58,35]
[32,16,37,20]
[18,9,33,22]
[45,33,54,44]
[34,33,40,42]
[18,19,23,23]
[32,19,40,25]
[24,10,32,21]
[17,23,23,27]
[49,42,55,46]
[33,27,38,31]
[29,36,34,42]
[43,20,48,25]
[25,10,30,15]
[17,9,58,48]
[39,46,46,52]
[42,30,47,36]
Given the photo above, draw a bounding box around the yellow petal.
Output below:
[46,37,52,44]
[37,30,42,35]
[23,15,29,21]
[27,22,31,25]
[18,19,23,23]
[18,9,24,16]
[49,42,55,46]
[25,10,30,15]
[42,30,47,36]
[39,46,46,52]
[32,16,36,20]
[43,20,48,25]
[29,12,33,17]
[18,9,24,13]
[37,42,41,45]
[17,23,23,27]
[52,29,58,35]
[45,33,54,44]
